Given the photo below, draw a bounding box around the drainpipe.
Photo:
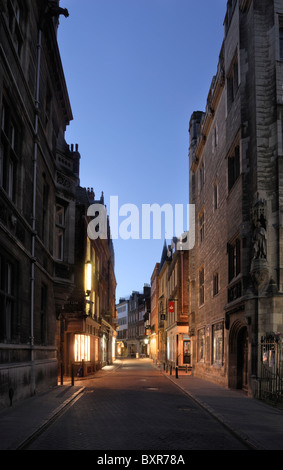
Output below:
[30,27,42,396]
[30,3,69,395]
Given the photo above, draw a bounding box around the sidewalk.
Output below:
[160,367,283,450]
[0,364,119,450]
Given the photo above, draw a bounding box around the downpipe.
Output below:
[30,28,42,396]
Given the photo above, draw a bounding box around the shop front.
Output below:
[166,324,191,368]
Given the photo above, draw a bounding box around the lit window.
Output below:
[74,334,90,362]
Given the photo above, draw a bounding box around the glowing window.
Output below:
[74,334,90,362]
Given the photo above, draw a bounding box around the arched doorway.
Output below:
[229,321,249,391]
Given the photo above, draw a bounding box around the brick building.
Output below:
[188,0,283,397]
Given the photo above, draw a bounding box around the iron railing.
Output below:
[259,334,283,405]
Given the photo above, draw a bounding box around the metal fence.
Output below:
[259,334,283,405]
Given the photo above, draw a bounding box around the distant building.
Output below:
[116,297,129,357]
[166,239,190,369]
[188,0,283,397]
[149,263,159,362]
[127,286,150,358]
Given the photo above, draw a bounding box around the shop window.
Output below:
[74,334,90,362]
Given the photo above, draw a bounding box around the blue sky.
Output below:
[58,0,227,301]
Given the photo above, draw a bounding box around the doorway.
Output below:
[229,321,249,391]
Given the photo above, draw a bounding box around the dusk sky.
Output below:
[58,0,227,301]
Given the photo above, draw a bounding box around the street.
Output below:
[26,359,249,451]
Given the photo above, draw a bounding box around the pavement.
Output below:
[1,360,283,451]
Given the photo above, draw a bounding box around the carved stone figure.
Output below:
[252,220,267,259]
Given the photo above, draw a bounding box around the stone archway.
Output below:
[229,320,249,391]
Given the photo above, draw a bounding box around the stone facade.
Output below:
[0,0,74,406]
[188,0,283,396]
[127,287,150,357]
[58,189,117,377]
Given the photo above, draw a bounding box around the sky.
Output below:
[57,0,227,301]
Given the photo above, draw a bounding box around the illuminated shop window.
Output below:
[74,334,90,362]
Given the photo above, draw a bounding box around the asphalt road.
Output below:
[27,359,249,451]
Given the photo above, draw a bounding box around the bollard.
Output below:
[186,365,188,374]
[9,388,14,406]
[61,363,64,385]
[71,363,74,386]
[170,365,172,375]
[175,366,178,379]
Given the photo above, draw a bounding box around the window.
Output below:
[212,124,218,153]
[213,272,219,296]
[199,267,204,306]
[279,16,283,59]
[213,322,224,366]
[228,145,240,191]
[40,284,47,344]
[280,27,283,59]
[213,182,218,210]
[42,182,49,244]
[197,328,205,362]
[0,253,17,342]
[228,237,241,282]
[227,54,239,110]
[199,161,205,189]
[7,0,26,58]
[55,204,65,260]
[1,99,21,201]
[74,334,90,362]
[199,209,205,243]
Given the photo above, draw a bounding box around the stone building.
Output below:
[149,263,159,362]
[151,240,190,368]
[116,297,129,357]
[188,0,283,397]
[127,286,150,358]
[166,239,190,369]
[58,189,117,377]
[0,0,74,406]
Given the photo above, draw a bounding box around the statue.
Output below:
[252,219,267,260]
